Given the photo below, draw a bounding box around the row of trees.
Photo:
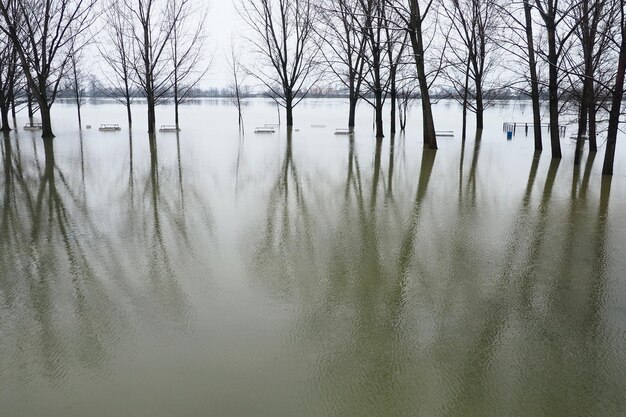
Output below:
[0,0,626,174]
[239,0,626,174]
[0,0,208,137]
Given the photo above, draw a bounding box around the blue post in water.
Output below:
[507,130,513,140]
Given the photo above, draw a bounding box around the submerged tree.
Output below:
[67,47,87,129]
[0,31,19,131]
[357,0,390,138]
[533,0,579,159]
[0,0,97,138]
[100,0,136,126]
[168,0,209,129]
[227,41,248,132]
[602,0,626,176]
[442,0,503,131]
[499,0,544,151]
[124,0,186,133]
[239,0,320,127]
[393,0,439,149]
[316,0,368,131]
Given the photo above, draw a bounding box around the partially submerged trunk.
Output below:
[546,23,562,158]
[41,103,54,138]
[602,23,626,175]
[524,0,542,151]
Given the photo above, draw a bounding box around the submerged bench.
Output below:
[159,125,179,132]
[255,127,275,134]
[436,130,454,137]
[23,123,42,130]
[335,128,353,135]
[99,124,121,131]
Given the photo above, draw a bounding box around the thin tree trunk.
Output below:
[390,70,397,135]
[547,24,562,158]
[524,0,542,151]
[286,93,294,127]
[588,103,597,152]
[126,96,132,126]
[27,90,33,124]
[374,89,384,138]
[574,98,588,165]
[602,22,626,175]
[462,59,470,141]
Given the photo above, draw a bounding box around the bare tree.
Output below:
[442,0,503,131]
[357,0,391,138]
[226,41,248,132]
[0,31,19,131]
[534,0,580,159]
[316,0,368,131]
[99,0,136,126]
[0,0,97,138]
[392,0,439,149]
[566,0,615,164]
[397,67,418,131]
[168,0,209,129]
[124,0,183,133]
[602,0,626,175]
[384,4,409,135]
[66,47,87,128]
[239,0,320,127]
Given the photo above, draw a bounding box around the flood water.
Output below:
[1,99,625,416]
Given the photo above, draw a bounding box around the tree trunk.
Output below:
[547,23,562,158]
[588,104,597,152]
[286,94,294,127]
[147,94,156,134]
[475,76,484,130]
[390,70,397,135]
[374,88,384,138]
[602,25,626,175]
[40,103,54,138]
[27,90,33,124]
[348,94,357,131]
[126,97,132,126]
[409,18,436,149]
[174,76,179,128]
[10,93,16,128]
[0,106,10,131]
[574,99,588,165]
[524,0,542,151]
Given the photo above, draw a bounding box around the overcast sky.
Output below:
[204,1,244,88]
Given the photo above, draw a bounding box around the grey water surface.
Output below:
[1,99,625,416]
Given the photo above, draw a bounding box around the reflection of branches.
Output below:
[0,137,126,380]
[255,130,316,293]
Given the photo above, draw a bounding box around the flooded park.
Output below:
[1,99,625,416]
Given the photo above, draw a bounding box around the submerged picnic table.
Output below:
[99,124,121,131]
[159,125,180,132]
[23,123,42,130]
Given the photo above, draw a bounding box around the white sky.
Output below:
[204,0,245,88]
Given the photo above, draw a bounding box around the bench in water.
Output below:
[23,123,42,130]
[99,124,121,131]
[436,130,454,137]
[503,121,566,136]
[255,127,275,134]
[159,125,179,132]
[335,128,353,135]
